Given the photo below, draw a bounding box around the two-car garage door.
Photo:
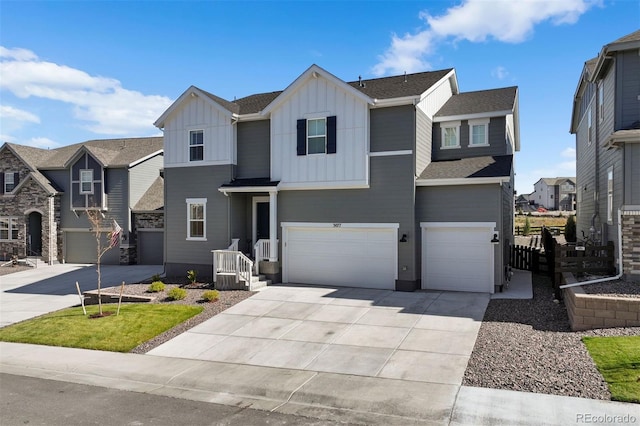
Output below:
[282,223,398,289]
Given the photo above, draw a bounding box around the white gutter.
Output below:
[560,208,623,289]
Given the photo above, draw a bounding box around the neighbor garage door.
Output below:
[283,223,398,289]
[138,230,164,265]
[421,223,494,293]
[65,231,120,264]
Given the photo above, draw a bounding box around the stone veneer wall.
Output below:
[563,273,640,331]
[621,213,640,280]
[134,212,164,230]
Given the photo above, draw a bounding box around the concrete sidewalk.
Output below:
[1,342,636,426]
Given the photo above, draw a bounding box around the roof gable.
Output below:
[154,85,236,129]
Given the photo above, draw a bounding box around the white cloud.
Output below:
[491,66,509,80]
[24,137,60,149]
[561,147,576,158]
[0,105,40,124]
[0,46,173,136]
[373,0,599,75]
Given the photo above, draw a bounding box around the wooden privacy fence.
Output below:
[509,245,540,272]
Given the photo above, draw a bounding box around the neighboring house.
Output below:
[155,64,519,293]
[531,177,576,211]
[570,29,640,279]
[0,138,164,265]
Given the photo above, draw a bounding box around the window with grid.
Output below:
[189,130,204,161]
[442,125,459,148]
[80,170,93,194]
[0,218,19,240]
[186,198,206,240]
[307,118,326,154]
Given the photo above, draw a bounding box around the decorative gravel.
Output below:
[100,280,254,354]
[580,279,640,298]
[463,274,640,400]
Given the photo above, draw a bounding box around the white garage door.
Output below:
[283,223,398,289]
[421,223,494,293]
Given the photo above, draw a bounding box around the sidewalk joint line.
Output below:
[270,372,318,412]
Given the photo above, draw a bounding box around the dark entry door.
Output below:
[28,212,42,256]
[256,202,270,241]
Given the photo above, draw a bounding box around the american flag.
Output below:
[109,220,122,248]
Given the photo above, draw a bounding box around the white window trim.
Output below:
[0,217,19,241]
[441,121,460,149]
[598,82,604,123]
[79,169,94,194]
[186,198,207,241]
[307,117,327,155]
[188,129,204,162]
[587,106,592,145]
[607,167,614,224]
[4,172,15,194]
[468,118,490,147]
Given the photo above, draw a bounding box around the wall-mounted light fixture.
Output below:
[399,234,408,242]
[491,232,500,244]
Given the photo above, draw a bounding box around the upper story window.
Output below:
[186,198,206,240]
[598,82,604,122]
[468,119,490,147]
[297,116,337,156]
[0,217,19,240]
[587,106,592,145]
[441,121,460,149]
[80,170,94,194]
[189,130,204,161]
[4,172,17,193]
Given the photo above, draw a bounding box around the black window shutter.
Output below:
[14,172,19,188]
[0,173,4,194]
[327,116,337,154]
[296,119,307,156]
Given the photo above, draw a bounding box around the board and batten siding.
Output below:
[236,120,271,178]
[129,155,163,209]
[415,184,503,287]
[278,155,417,284]
[432,116,508,161]
[164,165,233,277]
[270,75,369,188]
[163,96,234,167]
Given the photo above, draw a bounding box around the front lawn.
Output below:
[0,304,203,352]
[582,335,640,403]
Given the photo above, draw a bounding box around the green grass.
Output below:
[582,335,640,403]
[0,304,203,352]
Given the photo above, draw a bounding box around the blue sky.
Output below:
[1,0,638,195]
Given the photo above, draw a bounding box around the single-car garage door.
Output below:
[421,223,494,293]
[138,230,164,265]
[283,223,398,289]
[65,231,120,264]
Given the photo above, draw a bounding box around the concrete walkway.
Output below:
[1,342,636,425]
[0,263,162,326]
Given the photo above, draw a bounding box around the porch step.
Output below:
[248,276,271,291]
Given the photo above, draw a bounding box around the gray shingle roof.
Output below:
[541,177,575,186]
[611,29,640,44]
[133,176,164,211]
[42,137,163,168]
[419,155,513,180]
[435,86,517,117]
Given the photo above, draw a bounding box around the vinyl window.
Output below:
[186,198,206,240]
[189,130,204,161]
[4,172,15,193]
[441,121,460,149]
[80,170,94,194]
[468,119,490,147]
[307,118,326,154]
[0,217,19,241]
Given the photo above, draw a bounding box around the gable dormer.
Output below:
[263,65,373,189]
[69,149,105,210]
[155,86,236,168]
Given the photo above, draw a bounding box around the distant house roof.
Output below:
[540,177,576,186]
[435,86,518,118]
[418,155,512,181]
[133,176,164,212]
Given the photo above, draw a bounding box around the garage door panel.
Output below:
[285,226,397,290]
[65,232,120,265]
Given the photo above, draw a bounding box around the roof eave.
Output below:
[416,176,510,187]
[128,149,164,168]
[434,110,513,122]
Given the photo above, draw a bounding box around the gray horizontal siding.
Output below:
[164,165,233,273]
[370,105,414,152]
[236,120,270,178]
[616,49,640,130]
[129,155,163,209]
[432,116,508,161]
[278,155,416,282]
[416,107,431,176]
[625,143,640,205]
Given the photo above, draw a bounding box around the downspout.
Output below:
[560,208,623,288]
[590,85,600,241]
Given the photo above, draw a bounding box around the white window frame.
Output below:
[468,118,490,147]
[189,129,204,162]
[607,167,613,224]
[587,106,592,145]
[79,169,94,194]
[598,82,604,123]
[441,121,460,149]
[4,172,15,193]
[307,118,327,155]
[186,198,207,241]
[0,217,19,241]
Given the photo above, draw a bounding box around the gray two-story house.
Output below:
[155,65,519,293]
[0,138,164,265]
[571,29,640,279]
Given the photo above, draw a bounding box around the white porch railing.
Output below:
[228,238,239,251]
[253,239,278,275]
[212,249,253,284]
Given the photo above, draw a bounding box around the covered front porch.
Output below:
[213,178,281,289]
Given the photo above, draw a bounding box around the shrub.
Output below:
[151,273,162,282]
[523,216,531,236]
[167,287,187,301]
[202,290,220,302]
[147,281,165,293]
[187,269,197,284]
[565,215,577,243]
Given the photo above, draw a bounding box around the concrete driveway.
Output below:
[149,284,490,386]
[0,263,162,327]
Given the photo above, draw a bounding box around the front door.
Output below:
[27,212,42,256]
[256,202,270,241]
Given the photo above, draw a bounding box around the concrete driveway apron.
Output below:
[149,284,490,386]
[0,264,162,327]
